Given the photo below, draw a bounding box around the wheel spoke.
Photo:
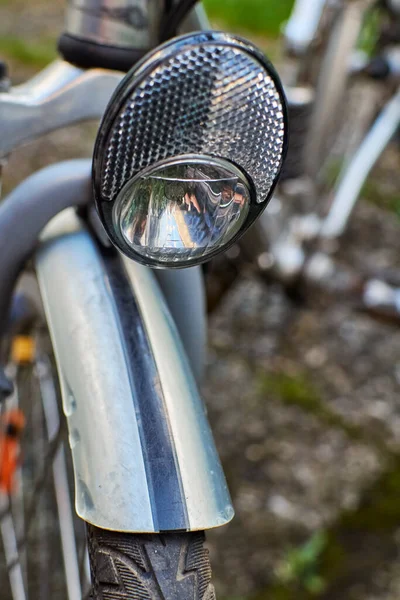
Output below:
[1,330,89,598]
[37,355,82,600]
[0,495,27,600]
[2,422,64,572]
[79,538,92,597]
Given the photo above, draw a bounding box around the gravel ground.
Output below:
[204,197,400,599]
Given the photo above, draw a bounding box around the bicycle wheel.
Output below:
[0,284,90,600]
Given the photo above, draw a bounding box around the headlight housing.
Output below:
[93,31,288,268]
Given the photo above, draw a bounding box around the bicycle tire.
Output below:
[87,524,216,600]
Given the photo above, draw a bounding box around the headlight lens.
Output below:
[114,158,251,265]
[92,31,288,268]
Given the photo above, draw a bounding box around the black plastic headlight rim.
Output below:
[92,31,289,269]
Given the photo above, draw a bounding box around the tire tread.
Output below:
[87,525,216,600]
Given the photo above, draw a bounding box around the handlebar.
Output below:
[0,1,209,159]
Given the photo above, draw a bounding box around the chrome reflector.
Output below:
[93,32,288,267]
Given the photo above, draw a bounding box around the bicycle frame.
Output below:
[321,86,400,238]
[0,2,234,533]
[284,0,327,55]
[265,0,400,290]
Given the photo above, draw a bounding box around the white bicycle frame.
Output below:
[276,0,400,284]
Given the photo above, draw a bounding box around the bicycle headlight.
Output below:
[93,32,288,268]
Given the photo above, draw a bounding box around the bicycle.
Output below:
[0,1,288,598]
[234,0,400,319]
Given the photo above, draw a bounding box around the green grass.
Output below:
[362,178,400,219]
[253,458,400,599]
[203,0,294,37]
[276,532,328,595]
[357,4,383,56]
[258,370,383,446]
[0,36,56,68]
[326,157,400,219]
[259,371,322,412]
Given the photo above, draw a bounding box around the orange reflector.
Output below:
[11,335,35,364]
[0,409,25,494]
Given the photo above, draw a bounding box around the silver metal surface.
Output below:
[154,267,206,384]
[99,32,286,204]
[64,0,209,50]
[181,2,210,31]
[0,158,206,386]
[115,156,251,265]
[122,255,234,530]
[284,0,327,54]
[321,87,400,238]
[0,2,209,159]
[388,0,400,15]
[65,0,164,50]
[36,208,233,532]
[0,61,122,158]
[36,211,154,532]
[0,160,92,341]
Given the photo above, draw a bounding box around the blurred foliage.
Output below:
[0,36,56,68]
[362,178,400,220]
[258,371,367,443]
[315,456,400,597]
[276,532,328,595]
[203,0,294,37]
[259,371,321,412]
[228,457,400,600]
[358,4,383,56]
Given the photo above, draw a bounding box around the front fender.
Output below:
[35,208,234,533]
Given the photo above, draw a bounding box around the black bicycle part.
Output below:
[58,1,201,71]
[159,0,200,41]
[87,525,216,600]
[58,34,147,72]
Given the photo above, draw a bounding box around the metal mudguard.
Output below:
[35,209,234,533]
